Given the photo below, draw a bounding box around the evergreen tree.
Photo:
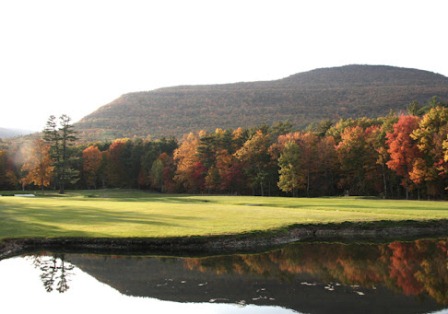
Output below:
[43,114,79,194]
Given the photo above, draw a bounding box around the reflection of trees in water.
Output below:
[184,239,448,305]
[31,254,75,293]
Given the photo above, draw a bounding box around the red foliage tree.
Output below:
[104,139,130,187]
[386,115,422,198]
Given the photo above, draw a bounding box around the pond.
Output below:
[0,238,447,314]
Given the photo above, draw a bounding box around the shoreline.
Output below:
[1,219,447,259]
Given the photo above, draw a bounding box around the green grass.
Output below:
[1,189,447,240]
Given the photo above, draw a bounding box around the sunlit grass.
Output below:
[0,190,447,240]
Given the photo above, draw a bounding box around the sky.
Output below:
[0,256,296,314]
[1,0,447,131]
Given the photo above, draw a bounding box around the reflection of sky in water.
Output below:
[0,257,297,314]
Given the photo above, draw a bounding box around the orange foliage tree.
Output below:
[82,145,103,189]
[214,149,244,193]
[184,240,448,305]
[173,132,205,192]
[386,115,421,198]
[20,139,54,191]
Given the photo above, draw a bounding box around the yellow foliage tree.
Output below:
[173,132,205,192]
[21,139,54,191]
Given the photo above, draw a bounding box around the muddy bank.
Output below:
[1,220,447,259]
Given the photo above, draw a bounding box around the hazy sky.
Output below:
[1,0,447,131]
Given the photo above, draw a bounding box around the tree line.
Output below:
[0,103,447,199]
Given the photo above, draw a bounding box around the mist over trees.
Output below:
[1,102,448,199]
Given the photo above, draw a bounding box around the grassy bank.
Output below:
[1,190,447,240]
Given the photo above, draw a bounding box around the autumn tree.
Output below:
[231,127,248,151]
[235,130,273,196]
[150,152,177,192]
[138,137,178,189]
[444,138,448,164]
[197,129,231,168]
[297,132,319,196]
[159,152,177,192]
[409,106,448,197]
[273,132,319,196]
[327,117,381,143]
[82,145,103,189]
[173,132,205,192]
[315,135,339,196]
[214,149,244,193]
[277,141,304,196]
[336,125,382,195]
[269,132,302,160]
[43,115,79,193]
[374,113,398,198]
[196,129,245,193]
[20,139,54,191]
[386,115,421,199]
[104,138,131,187]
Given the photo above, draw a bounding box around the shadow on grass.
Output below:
[80,195,212,205]
[0,202,204,239]
[0,215,98,239]
[251,199,448,211]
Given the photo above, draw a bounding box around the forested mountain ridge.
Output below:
[75,65,448,140]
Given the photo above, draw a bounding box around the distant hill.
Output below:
[0,127,34,139]
[75,65,448,140]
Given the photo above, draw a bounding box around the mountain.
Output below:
[0,127,34,139]
[75,65,448,140]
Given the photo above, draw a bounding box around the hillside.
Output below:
[75,65,448,140]
[0,127,34,139]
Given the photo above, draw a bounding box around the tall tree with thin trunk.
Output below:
[43,114,79,194]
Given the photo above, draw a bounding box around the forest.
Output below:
[1,103,448,199]
[75,65,448,140]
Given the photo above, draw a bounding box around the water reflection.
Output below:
[32,254,74,293]
[3,238,448,314]
[179,239,448,306]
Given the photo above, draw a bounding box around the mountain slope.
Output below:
[76,65,448,140]
[0,127,34,139]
